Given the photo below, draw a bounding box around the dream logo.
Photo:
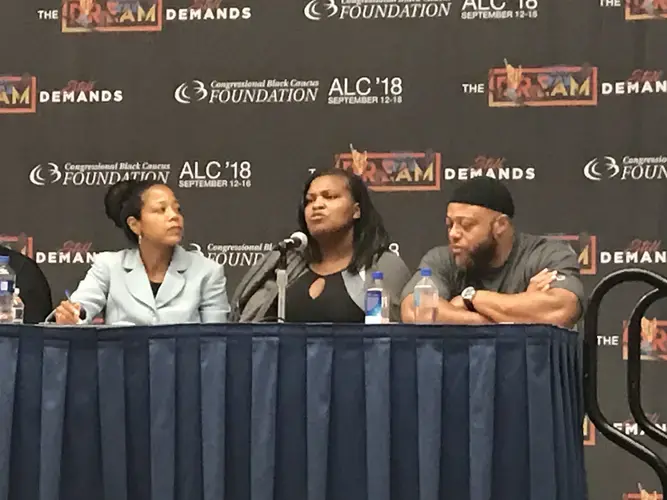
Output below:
[583,415,596,446]
[0,75,37,114]
[488,59,598,107]
[622,317,667,362]
[61,0,162,33]
[625,0,667,20]
[335,145,441,191]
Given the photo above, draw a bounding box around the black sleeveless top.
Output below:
[269,269,365,323]
[150,281,161,297]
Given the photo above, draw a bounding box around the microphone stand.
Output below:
[275,243,288,323]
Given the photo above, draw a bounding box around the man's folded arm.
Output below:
[471,288,580,328]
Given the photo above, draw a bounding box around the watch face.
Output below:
[462,287,474,299]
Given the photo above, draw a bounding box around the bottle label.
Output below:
[0,280,14,294]
[365,289,383,324]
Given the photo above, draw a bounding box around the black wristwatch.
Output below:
[461,286,477,312]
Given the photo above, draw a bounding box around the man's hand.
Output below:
[526,268,557,293]
[450,295,465,309]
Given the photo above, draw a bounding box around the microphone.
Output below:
[275,231,308,252]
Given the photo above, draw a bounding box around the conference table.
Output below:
[0,323,585,500]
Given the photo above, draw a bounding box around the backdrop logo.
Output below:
[601,239,666,265]
[543,233,597,275]
[488,59,598,107]
[0,75,37,114]
[303,0,451,20]
[614,413,666,436]
[0,234,34,258]
[602,69,667,95]
[444,155,536,181]
[174,79,320,104]
[30,163,62,185]
[625,0,667,19]
[622,317,667,361]
[189,242,272,266]
[36,241,97,264]
[40,80,123,104]
[174,80,207,103]
[583,155,667,181]
[327,76,403,105]
[583,416,595,446]
[29,161,171,186]
[623,484,663,500]
[460,0,538,20]
[165,0,251,21]
[61,0,162,32]
[334,145,441,192]
[178,160,252,188]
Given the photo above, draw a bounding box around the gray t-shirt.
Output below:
[401,232,586,315]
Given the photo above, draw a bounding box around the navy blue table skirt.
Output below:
[0,323,586,500]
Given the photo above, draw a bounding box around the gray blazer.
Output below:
[230,250,411,323]
[69,246,230,325]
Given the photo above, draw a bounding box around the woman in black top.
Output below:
[232,167,411,323]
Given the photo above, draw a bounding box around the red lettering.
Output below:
[107,1,119,14]
[632,0,667,9]
[493,74,531,100]
[89,2,102,24]
[626,239,661,253]
[338,158,390,184]
[61,80,95,92]
[628,70,664,83]
[472,155,505,170]
[63,80,77,92]
[60,241,93,254]
[655,327,667,353]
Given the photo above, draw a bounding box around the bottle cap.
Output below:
[420,267,432,277]
[372,271,383,280]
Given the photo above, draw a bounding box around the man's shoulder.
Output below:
[419,246,457,277]
[422,246,452,262]
[517,233,576,256]
[515,233,580,273]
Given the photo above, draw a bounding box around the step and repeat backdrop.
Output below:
[0,0,666,497]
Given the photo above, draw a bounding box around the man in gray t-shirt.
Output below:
[400,177,584,328]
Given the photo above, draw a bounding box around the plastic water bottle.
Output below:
[413,267,439,323]
[12,288,24,324]
[0,256,16,324]
[365,271,390,324]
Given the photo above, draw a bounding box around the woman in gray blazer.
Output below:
[54,179,230,325]
[231,167,411,323]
